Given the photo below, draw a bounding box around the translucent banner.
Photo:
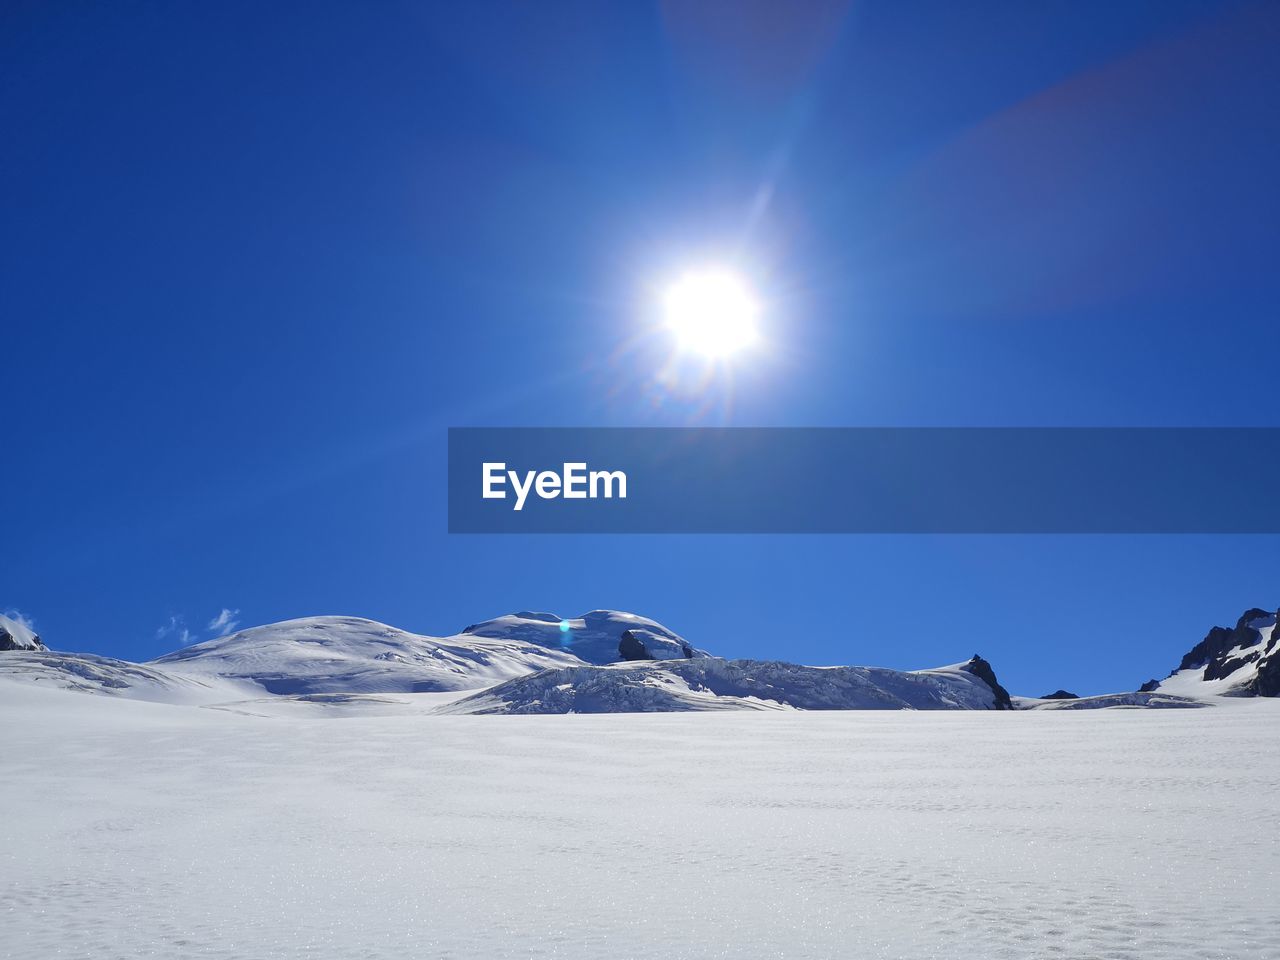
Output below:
[447,427,1280,533]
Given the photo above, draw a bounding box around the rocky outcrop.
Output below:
[1041,689,1078,700]
[1156,607,1280,697]
[0,614,45,652]
[1178,608,1270,675]
[958,655,1012,710]
[1254,647,1280,697]
[618,630,655,661]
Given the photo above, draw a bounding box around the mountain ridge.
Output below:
[3,604,1277,713]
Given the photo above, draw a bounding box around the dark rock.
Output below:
[618,629,655,661]
[1138,678,1161,693]
[1179,609,1269,674]
[1256,651,1280,697]
[1178,626,1235,674]
[1041,689,1079,700]
[960,654,1013,710]
[1165,606,1279,695]
[0,624,46,652]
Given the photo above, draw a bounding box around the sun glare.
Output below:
[663,269,760,358]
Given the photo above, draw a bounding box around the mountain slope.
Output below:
[6,604,1265,713]
[1147,607,1280,698]
[1021,691,1206,710]
[0,650,245,703]
[0,613,45,651]
[440,655,1011,715]
[150,615,588,695]
[460,610,703,664]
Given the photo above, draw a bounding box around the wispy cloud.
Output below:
[155,614,196,646]
[156,615,180,640]
[3,608,36,632]
[207,608,241,637]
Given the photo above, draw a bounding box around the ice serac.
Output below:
[0,614,46,651]
[440,656,1011,715]
[460,609,701,664]
[150,615,586,695]
[1032,691,1205,710]
[1151,607,1280,698]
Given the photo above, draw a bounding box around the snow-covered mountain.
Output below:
[441,655,1012,715]
[0,611,688,702]
[0,649,245,703]
[0,613,45,651]
[460,609,704,664]
[5,603,1278,713]
[1143,607,1280,698]
[0,610,1013,712]
[150,615,587,695]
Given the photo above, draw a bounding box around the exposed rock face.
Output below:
[1138,679,1161,693]
[1157,607,1280,697]
[1041,690,1079,700]
[1255,646,1280,697]
[618,630,655,661]
[0,614,46,652]
[1179,608,1268,674]
[959,655,1012,710]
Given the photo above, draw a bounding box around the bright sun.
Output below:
[663,269,760,358]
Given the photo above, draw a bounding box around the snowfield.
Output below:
[150,616,587,696]
[2,681,1278,960]
[442,657,1006,714]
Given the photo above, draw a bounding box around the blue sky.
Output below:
[3,1,1278,696]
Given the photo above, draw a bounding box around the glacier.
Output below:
[3,605,1279,958]
[1,680,1277,960]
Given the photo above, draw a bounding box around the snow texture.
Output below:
[0,613,43,651]
[0,650,247,704]
[1,681,1277,960]
[149,615,587,695]
[1155,610,1279,697]
[460,609,703,663]
[443,657,1006,714]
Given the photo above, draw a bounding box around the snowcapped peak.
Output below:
[1152,605,1280,698]
[959,654,1013,709]
[511,611,562,624]
[149,615,586,695]
[460,609,702,664]
[0,613,45,651]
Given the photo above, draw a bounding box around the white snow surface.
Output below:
[0,650,252,704]
[2,681,1277,960]
[1156,613,1279,697]
[149,615,587,695]
[0,613,1007,713]
[1017,691,1206,710]
[461,609,703,664]
[0,613,41,650]
[444,657,1005,714]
